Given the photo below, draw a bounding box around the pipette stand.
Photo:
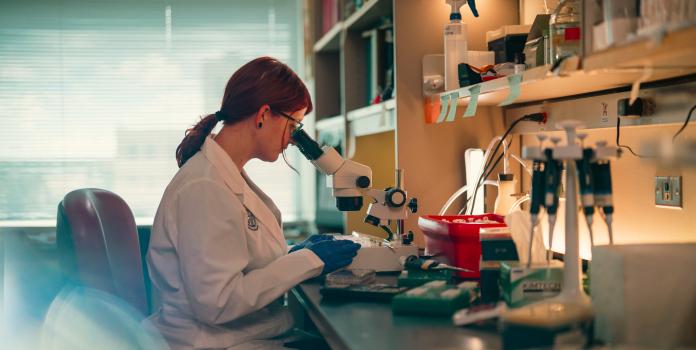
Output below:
[505,121,592,330]
[549,121,588,306]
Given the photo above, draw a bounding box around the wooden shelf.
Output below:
[439,25,696,109]
[313,22,342,53]
[343,0,392,32]
[584,25,696,71]
[347,99,396,137]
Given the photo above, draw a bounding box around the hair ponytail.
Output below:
[175,56,312,168]
[175,114,218,167]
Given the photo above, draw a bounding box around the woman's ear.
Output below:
[254,104,269,129]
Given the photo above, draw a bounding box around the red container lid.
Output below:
[418,214,507,242]
[418,214,508,279]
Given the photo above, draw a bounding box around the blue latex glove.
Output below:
[288,234,335,253]
[306,240,361,274]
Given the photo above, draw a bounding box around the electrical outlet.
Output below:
[655,176,682,208]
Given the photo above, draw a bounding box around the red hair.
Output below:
[175,56,312,167]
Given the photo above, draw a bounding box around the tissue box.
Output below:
[500,261,563,307]
[592,244,696,348]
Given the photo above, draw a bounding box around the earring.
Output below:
[258,122,263,129]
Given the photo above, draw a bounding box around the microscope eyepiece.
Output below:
[291,128,324,160]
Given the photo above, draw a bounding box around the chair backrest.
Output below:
[56,188,148,316]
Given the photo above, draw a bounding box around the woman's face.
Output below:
[258,107,306,162]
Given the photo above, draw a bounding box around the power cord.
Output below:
[466,152,506,214]
[467,113,545,214]
[458,152,505,214]
[673,104,696,142]
[616,117,650,158]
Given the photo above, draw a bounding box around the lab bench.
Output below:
[290,274,501,350]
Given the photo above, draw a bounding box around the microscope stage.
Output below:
[338,233,419,272]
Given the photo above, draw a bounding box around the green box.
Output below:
[392,281,476,317]
[500,261,563,307]
[396,269,453,288]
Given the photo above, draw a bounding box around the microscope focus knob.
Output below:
[402,231,414,245]
[385,188,406,207]
[356,176,371,188]
[408,198,418,213]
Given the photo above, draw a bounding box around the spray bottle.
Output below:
[444,0,479,91]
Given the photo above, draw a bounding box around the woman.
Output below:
[146,57,361,350]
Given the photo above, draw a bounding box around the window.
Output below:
[0,0,311,225]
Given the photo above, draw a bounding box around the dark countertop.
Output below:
[291,274,501,350]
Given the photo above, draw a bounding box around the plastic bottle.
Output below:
[549,0,582,65]
[602,0,637,47]
[444,0,478,91]
[494,173,518,215]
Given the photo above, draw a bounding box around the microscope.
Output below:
[291,128,419,271]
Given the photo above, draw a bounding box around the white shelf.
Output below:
[438,25,696,109]
[347,99,396,137]
[313,22,342,53]
[346,99,395,121]
[343,0,392,32]
[315,114,344,131]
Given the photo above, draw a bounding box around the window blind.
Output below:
[0,0,308,225]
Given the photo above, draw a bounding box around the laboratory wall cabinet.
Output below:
[305,0,696,246]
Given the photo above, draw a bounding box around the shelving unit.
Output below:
[313,22,342,53]
[307,0,396,235]
[343,0,392,31]
[310,0,393,122]
[435,26,696,111]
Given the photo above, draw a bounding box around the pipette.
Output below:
[544,145,562,262]
[592,151,615,245]
[576,146,596,246]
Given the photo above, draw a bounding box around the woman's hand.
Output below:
[288,234,335,253]
[305,240,361,274]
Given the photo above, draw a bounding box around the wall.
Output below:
[506,80,696,257]
[393,0,520,245]
[345,131,397,238]
[519,0,559,25]
[520,124,696,258]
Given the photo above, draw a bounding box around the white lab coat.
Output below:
[146,136,324,350]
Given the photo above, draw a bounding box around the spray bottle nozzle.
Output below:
[468,0,479,17]
[446,0,479,19]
